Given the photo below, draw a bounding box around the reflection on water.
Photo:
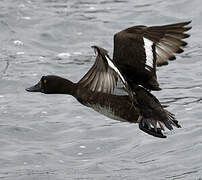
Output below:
[0,0,202,179]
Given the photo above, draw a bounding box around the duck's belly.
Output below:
[89,104,127,122]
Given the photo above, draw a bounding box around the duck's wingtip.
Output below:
[186,20,192,25]
[139,119,167,138]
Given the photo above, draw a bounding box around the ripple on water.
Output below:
[0,0,202,180]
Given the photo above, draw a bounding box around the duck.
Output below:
[26,21,191,138]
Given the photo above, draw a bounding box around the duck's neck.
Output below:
[51,77,77,96]
[62,80,77,96]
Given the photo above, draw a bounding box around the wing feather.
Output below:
[145,21,191,66]
[112,21,191,89]
[78,46,118,94]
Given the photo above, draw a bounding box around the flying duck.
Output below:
[26,21,191,138]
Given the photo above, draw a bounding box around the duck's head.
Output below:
[26,75,75,95]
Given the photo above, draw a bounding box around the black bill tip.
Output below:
[26,82,41,92]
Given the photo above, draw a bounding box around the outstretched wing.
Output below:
[143,21,192,66]
[113,21,191,90]
[78,46,118,94]
[79,46,131,95]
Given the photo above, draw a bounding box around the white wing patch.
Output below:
[143,37,153,69]
[105,55,135,98]
[105,55,126,85]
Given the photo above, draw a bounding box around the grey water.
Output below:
[0,0,202,179]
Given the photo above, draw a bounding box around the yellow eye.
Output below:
[44,79,47,84]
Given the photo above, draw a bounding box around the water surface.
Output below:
[0,0,202,179]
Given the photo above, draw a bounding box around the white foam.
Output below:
[77,32,83,36]
[39,56,44,59]
[41,111,47,114]
[19,4,26,8]
[59,160,64,163]
[22,16,31,20]
[13,40,23,46]
[57,52,71,59]
[73,52,82,55]
[185,107,193,111]
[32,73,38,76]
[16,52,25,55]
[89,7,96,11]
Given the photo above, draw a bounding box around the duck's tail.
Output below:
[138,110,181,138]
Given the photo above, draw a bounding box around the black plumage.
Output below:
[112,21,191,90]
[26,21,192,138]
